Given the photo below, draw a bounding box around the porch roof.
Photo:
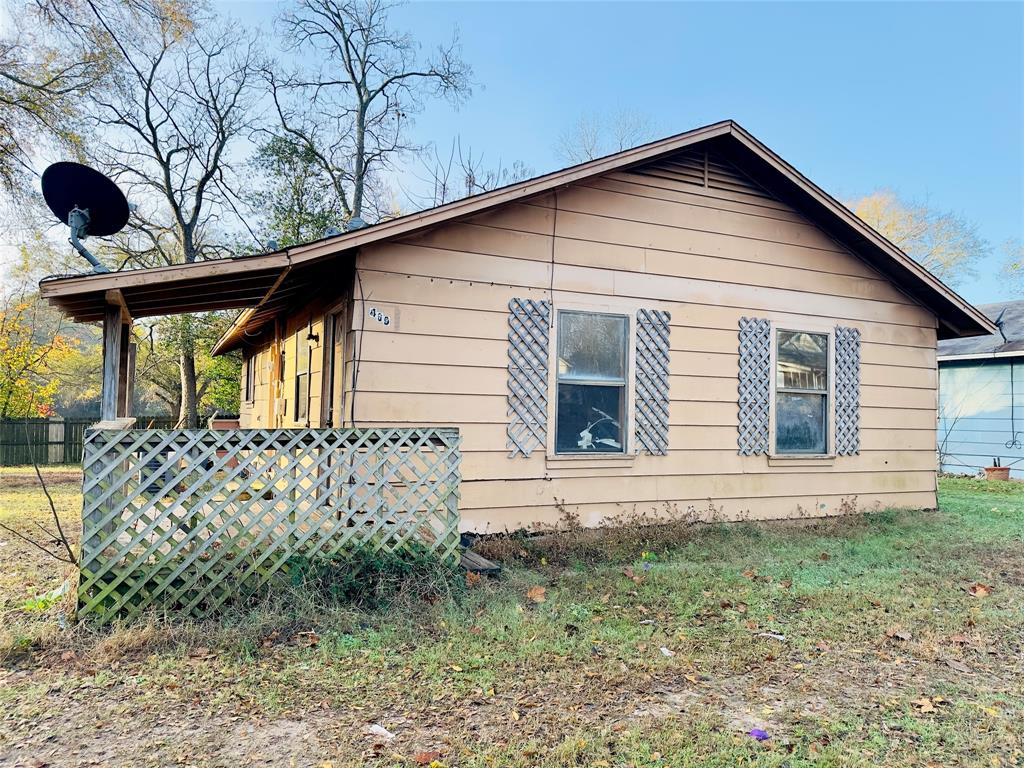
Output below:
[39,119,997,344]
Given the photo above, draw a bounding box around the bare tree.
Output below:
[267,0,472,223]
[36,0,264,426]
[849,190,989,285]
[555,110,657,165]
[417,137,532,207]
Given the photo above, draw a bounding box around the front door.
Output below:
[322,306,348,427]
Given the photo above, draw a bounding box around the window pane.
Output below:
[777,331,828,390]
[295,373,309,421]
[558,313,627,381]
[556,383,624,453]
[776,392,827,454]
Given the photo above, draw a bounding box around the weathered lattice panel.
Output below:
[737,317,772,455]
[78,427,461,623]
[507,298,550,457]
[635,309,671,455]
[834,326,861,455]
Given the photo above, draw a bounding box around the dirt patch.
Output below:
[0,470,82,489]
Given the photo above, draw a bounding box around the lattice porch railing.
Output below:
[78,427,461,623]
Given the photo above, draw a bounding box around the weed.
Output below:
[285,543,461,609]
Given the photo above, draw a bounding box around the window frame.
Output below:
[769,323,835,458]
[243,352,256,404]
[294,332,310,423]
[552,308,631,456]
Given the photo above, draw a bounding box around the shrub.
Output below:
[285,544,459,608]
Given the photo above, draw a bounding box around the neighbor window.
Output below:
[775,330,829,454]
[294,336,309,423]
[555,311,628,454]
[244,353,256,403]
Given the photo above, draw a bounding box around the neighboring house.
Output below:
[938,300,1022,477]
[41,120,994,531]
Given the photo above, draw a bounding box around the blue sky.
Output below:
[227,1,1023,306]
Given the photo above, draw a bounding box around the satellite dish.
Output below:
[41,162,130,274]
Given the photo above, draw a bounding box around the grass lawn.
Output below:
[1,470,1022,767]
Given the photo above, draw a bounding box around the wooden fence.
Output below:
[78,427,462,623]
[0,416,178,466]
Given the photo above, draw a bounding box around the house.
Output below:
[938,300,1020,477]
[41,120,995,532]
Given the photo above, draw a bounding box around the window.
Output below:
[555,311,628,454]
[775,330,829,454]
[294,335,309,423]
[244,353,256,403]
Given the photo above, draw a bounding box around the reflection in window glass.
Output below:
[556,311,628,453]
[776,331,828,389]
[775,330,828,454]
[558,313,627,381]
[556,383,624,453]
[776,392,827,454]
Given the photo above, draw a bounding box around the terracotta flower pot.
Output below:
[984,466,1011,481]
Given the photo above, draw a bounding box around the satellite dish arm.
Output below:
[67,207,109,274]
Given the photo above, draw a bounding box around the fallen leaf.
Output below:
[945,659,971,673]
[779,579,792,589]
[623,566,643,584]
[949,634,970,645]
[449,665,463,672]
[967,583,992,598]
[911,697,936,714]
[741,568,757,580]
[818,552,830,561]
[886,627,912,642]
[526,586,546,604]
[465,571,482,588]
[413,751,442,765]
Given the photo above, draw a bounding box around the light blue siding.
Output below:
[938,358,1024,477]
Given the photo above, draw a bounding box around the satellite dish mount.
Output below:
[41,162,131,275]
[66,205,108,273]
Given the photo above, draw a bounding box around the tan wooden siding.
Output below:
[341,151,939,530]
[240,148,940,530]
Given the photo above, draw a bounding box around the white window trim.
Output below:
[546,302,637,460]
[768,321,836,460]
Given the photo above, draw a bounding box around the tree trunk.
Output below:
[176,233,200,428]
[179,349,198,427]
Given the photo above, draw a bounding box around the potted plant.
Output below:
[984,458,1011,482]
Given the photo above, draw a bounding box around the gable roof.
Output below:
[938,300,1019,360]
[39,119,996,350]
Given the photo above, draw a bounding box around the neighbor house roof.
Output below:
[39,119,997,351]
[938,300,1023,361]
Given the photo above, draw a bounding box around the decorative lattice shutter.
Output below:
[507,298,550,457]
[635,309,671,455]
[834,326,861,455]
[737,317,771,455]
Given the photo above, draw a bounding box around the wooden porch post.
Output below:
[101,305,122,421]
[101,290,133,422]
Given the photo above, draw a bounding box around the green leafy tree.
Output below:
[250,136,339,247]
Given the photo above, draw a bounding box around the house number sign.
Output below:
[366,304,398,329]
